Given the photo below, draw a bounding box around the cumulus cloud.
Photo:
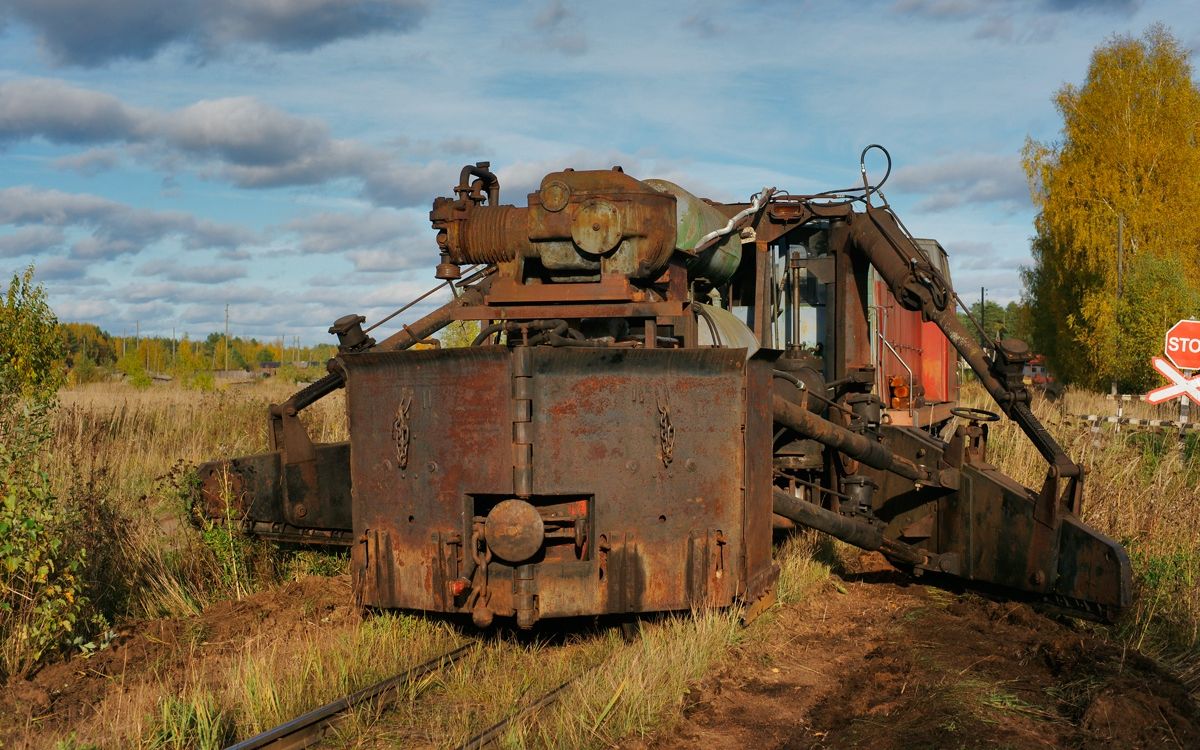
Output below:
[0,186,259,260]
[29,256,91,281]
[281,208,432,271]
[346,248,420,272]
[53,297,117,320]
[892,0,979,19]
[52,148,121,175]
[137,258,248,284]
[1043,0,1139,11]
[892,153,1029,212]
[0,78,453,208]
[284,209,414,254]
[893,0,1139,16]
[532,1,587,56]
[681,13,721,38]
[892,0,1140,42]
[156,97,333,167]
[0,78,140,143]
[0,225,64,257]
[942,240,1028,272]
[0,0,430,67]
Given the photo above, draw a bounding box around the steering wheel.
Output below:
[950,406,1001,423]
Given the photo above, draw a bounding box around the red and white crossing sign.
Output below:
[1164,319,1200,370]
[1146,357,1200,406]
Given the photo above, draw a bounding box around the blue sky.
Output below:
[1,0,1196,344]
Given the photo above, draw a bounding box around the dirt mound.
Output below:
[652,555,1199,749]
[0,575,354,745]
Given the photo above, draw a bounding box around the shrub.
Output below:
[0,266,64,397]
[0,410,98,678]
[0,267,105,680]
[186,371,215,391]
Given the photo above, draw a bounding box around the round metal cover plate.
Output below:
[541,180,570,212]
[571,199,622,255]
[484,499,545,563]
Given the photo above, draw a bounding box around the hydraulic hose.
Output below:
[282,280,491,415]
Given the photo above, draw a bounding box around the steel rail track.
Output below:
[223,642,475,750]
[454,676,578,750]
[453,653,618,750]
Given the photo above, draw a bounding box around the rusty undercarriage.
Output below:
[199,150,1130,629]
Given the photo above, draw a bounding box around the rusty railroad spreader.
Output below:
[199,151,1130,628]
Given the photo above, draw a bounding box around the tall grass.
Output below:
[53,381,346,505]
[964,384,1200,671]
[38,381,348,634]
[14,376,1198,746]
[19,535,830,750]
[148,542,827,750]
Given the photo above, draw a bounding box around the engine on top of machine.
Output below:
[197,150,1130,630]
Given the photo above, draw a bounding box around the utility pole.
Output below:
[979,287,986,346]
[224,304,230,372]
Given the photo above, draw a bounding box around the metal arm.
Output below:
[840,204,1080,478]
[270,277,492,420]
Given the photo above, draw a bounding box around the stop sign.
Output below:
[1165,319,1200,370]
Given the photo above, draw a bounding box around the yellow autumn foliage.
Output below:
[1022,24,1200,390]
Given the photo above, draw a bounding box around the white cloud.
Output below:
[892,153,1030,212]
[0,0,430,67]
[0,186,258,260]
[0,78,459,208]
[0,225,64,256]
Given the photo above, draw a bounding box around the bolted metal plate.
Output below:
[485,499,545,563]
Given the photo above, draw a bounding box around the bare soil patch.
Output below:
[648,553,1199,749]
[4,557,1197,749]
[0,575,354,746]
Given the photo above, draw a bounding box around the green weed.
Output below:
[144,692,234,750]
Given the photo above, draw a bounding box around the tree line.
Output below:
[59,320,337,388]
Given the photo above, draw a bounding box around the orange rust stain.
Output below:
[546,375,632,417]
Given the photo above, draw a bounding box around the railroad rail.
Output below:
[454,676,579,750]
[223,643,474,750]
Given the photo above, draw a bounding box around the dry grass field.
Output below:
[973,386,1200,669]
[4,379,832,748]
[0,378,1196,748]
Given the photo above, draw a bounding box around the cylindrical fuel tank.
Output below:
[643,179,743,286]
[694,303,759,357]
